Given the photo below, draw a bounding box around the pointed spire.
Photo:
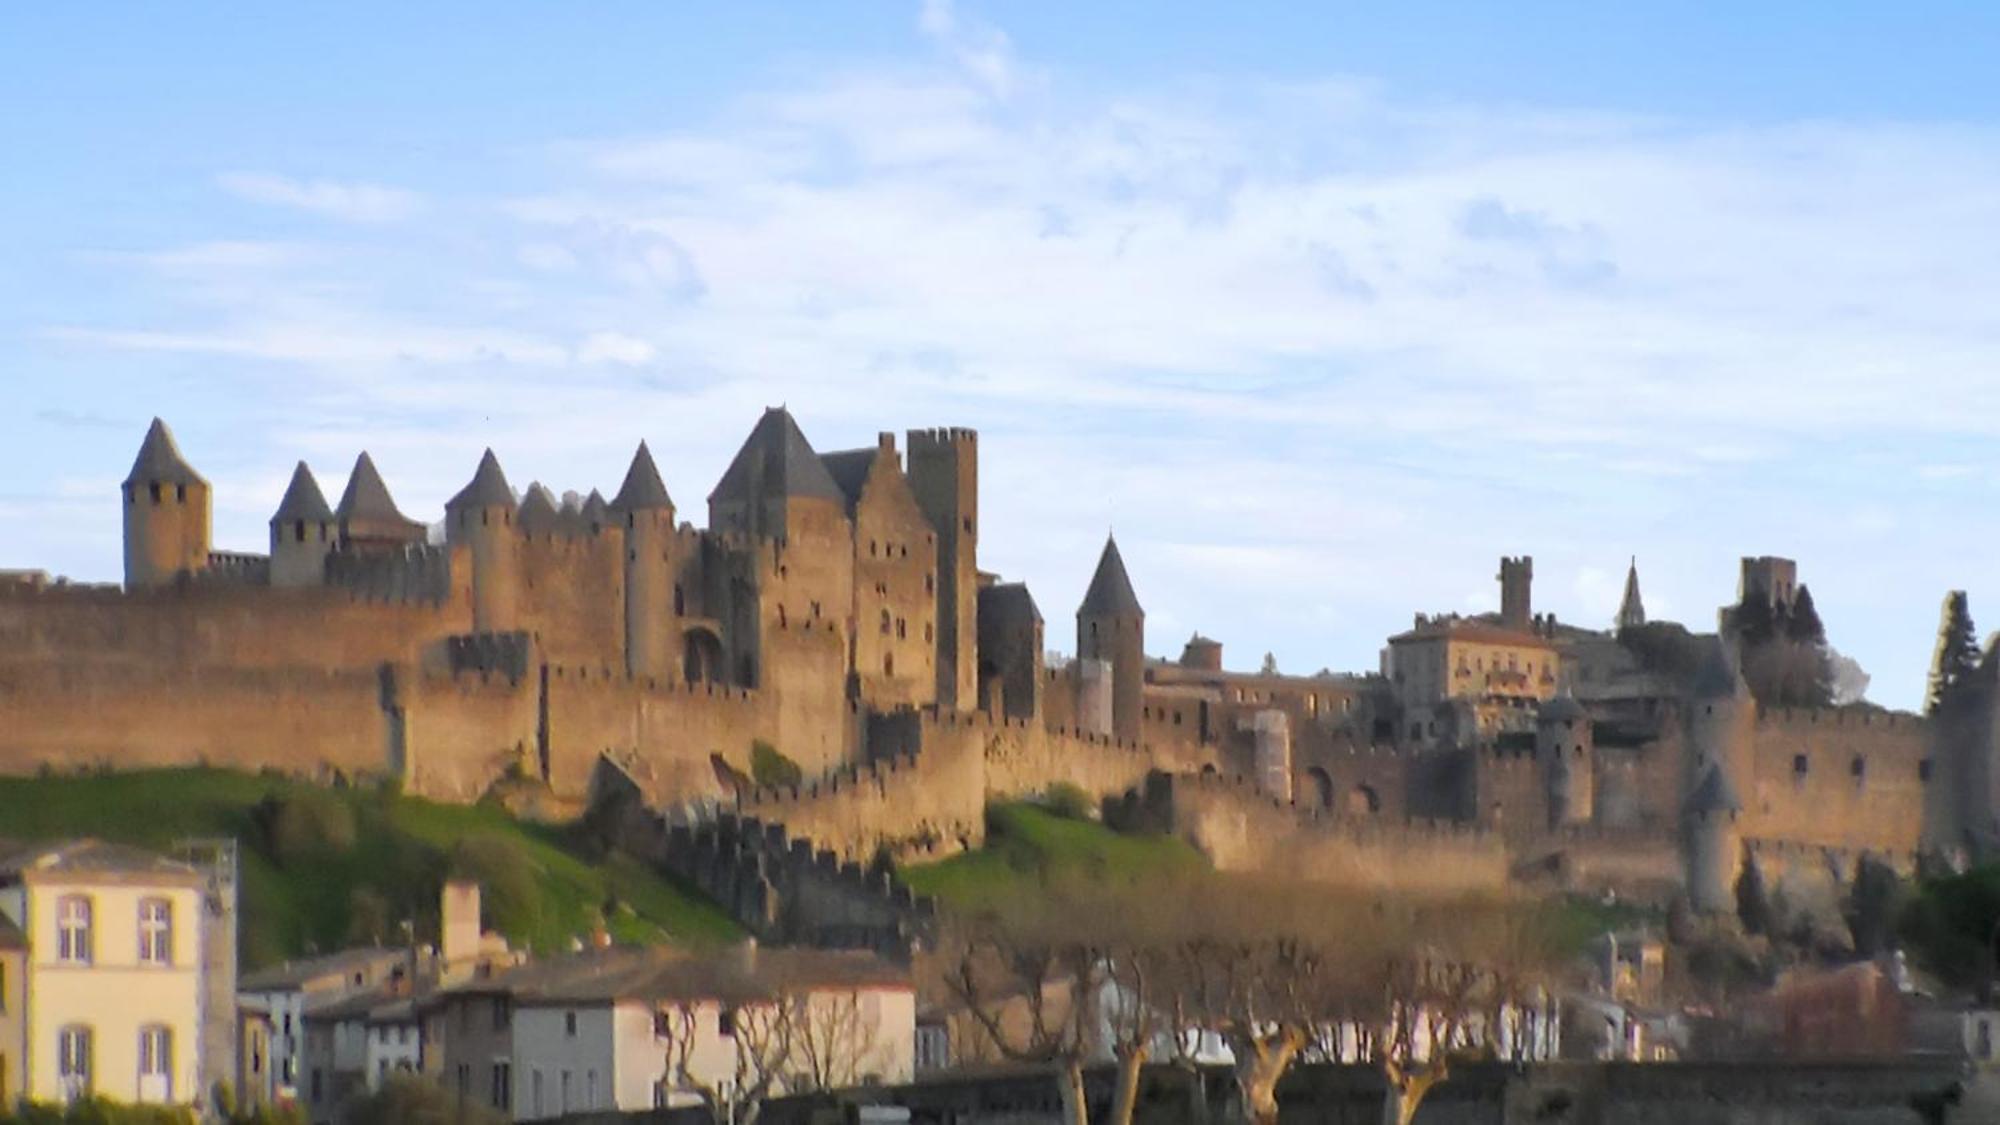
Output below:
[581,489,610,530]
[517,482,561,533]
[1079,534,1143,618]
[335,453,412,523]
[1616,556,1646,632]
[124,418,206,487]
[612,441,675,512]
[445,449,516,512]
[707,408,845,506]
[271,461,334,525]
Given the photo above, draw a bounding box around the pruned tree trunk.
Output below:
[1107,1045,1148,1125]
[1380,1063,1446,1125]
[1057,1058,1090,1125]
[1232,1031,1304,1125]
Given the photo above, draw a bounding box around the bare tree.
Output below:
[790,988,887,1093]
[657,997,796,1125]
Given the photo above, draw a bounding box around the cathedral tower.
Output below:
[1616,557,1646,632]
[122,418,211,590]
[269,461,335,588]
[906,428,979,711]
[1077,534,1145,743]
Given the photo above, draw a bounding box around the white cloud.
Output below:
[216,172,421,223]
[38,14,2000,709]
[575,332,657,366]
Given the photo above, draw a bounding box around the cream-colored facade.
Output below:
[1388,621,1560,744]
[0,844,205,1107]
[1,919,24,1107]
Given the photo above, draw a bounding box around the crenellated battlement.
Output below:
[1756,705,1923,732]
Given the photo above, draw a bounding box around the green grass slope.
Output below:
[900,802,1208,908]
[0,768,739,967]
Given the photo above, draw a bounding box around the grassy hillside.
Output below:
[0,768,740,967]
[900,802,1208,908]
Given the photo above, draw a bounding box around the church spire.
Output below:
[1616,556,1646,632]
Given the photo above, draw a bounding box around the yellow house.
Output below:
[1387,619,1560,743]
[2,912,25,1107]
[0,841,206,1107]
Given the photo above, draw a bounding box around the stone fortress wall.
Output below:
[1,413,1986,915]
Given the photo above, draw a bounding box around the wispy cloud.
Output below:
[30,3,2000,709]
[216,172,421,223]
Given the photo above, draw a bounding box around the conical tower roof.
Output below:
[124,418,206,487]
[1616,556,1646,631]
[518,482,561,533]
[1079,535,1143,618]
[445,449,517,512]
[1684,763,1742,818]
[581,489,610,529]
[271,461,334,525]
[1691,634,1747,699]
[612,441,675,512]
[707,408,845,506]
[336,453,411,522]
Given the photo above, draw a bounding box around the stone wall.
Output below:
[1111,769,1510,895]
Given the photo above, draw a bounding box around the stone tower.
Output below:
[122,418,212,590]
[269,461,336,588]
[1078,534,1145,743]
[1616,557,1645,632]
[1738,556,1799,613]
[1536,694,1594,828]
[613,441,676,679]
[1683,764,1744,914]
[906,428,979,711]
[445,449,520,633]
[1499,555,1533,631]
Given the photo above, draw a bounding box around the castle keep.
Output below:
[2,414,1988,916]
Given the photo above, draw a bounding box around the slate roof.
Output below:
[1692,635,1747,699]
[1538,692,1587,724]
[240,946,405,992]
[124,418,206,488]
[817,449,877,516]
[445,449,517,512]
[0,839,204,885]
[1684,764,1743,817]
[516,945,909,1006]
[517,483,561,534]
[336,453,421,529]
[707,408,845,507]
[1078,536,1143,618]
[581,489,611,529]
[271,461,334,525]
[979,581,1044,628]
[611,442,675,512]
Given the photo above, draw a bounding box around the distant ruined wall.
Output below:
[1115,770,1509,895]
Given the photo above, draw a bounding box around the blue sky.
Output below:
[6,2,2000,710]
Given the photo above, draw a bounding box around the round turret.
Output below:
[269,461,335,588]
[1536,695,1594,827]
[445,449,520,632]
[613,441,678,678]
[122,418,213,590]
[1077,534,1145,742]
[1683,764,1744,913]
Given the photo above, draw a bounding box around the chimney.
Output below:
[442,880,481,966]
